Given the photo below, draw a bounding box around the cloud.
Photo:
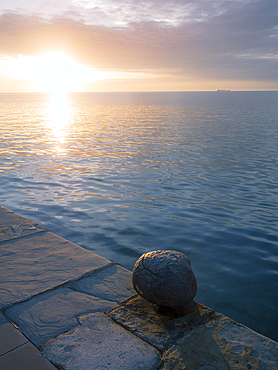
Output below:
[0,0,228,27]
[0,0,277,88]
[69,0,196,27]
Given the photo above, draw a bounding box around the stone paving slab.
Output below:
[0,312,6,326]
[0,342,57,370]
[160,317,257,370]
[0,230,112,308]
[161,321,278,370]
[0,314,28,357]
[218,323,278,370]
[68,263,135,303]
[107,295,216,350]
[0,206,47,243]
[42,312,161,370]
[108,295,278,370]
[5,287,118,346]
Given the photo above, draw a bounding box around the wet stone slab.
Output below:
[67,263,135,303]
[5,287,118,346]
[0,207,47,243]
[0,231,112,308]
[42,312,161,370]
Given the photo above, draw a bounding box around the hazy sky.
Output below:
[0,0,277,91]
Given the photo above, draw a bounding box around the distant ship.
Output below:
[215,89,231,92]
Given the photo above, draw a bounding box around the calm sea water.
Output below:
[0,91,277,341]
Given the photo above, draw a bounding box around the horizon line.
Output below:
[0,89,278,93]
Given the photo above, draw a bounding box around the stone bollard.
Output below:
[132,250,197,315]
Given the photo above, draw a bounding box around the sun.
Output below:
[26,52,94,93]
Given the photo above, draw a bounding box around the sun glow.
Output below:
[29,52,86,92]
[0,52,158,92]
[2,52,109,93]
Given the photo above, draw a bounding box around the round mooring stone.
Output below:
[132,250,197,308]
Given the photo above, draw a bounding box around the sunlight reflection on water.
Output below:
[45,92,72,154]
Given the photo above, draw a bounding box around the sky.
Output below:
[0,0,277,92]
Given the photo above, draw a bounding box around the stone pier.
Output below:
[0,206,277,369]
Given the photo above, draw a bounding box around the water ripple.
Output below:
[0,91,278,341]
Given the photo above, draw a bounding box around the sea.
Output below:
[0,91,277,341]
